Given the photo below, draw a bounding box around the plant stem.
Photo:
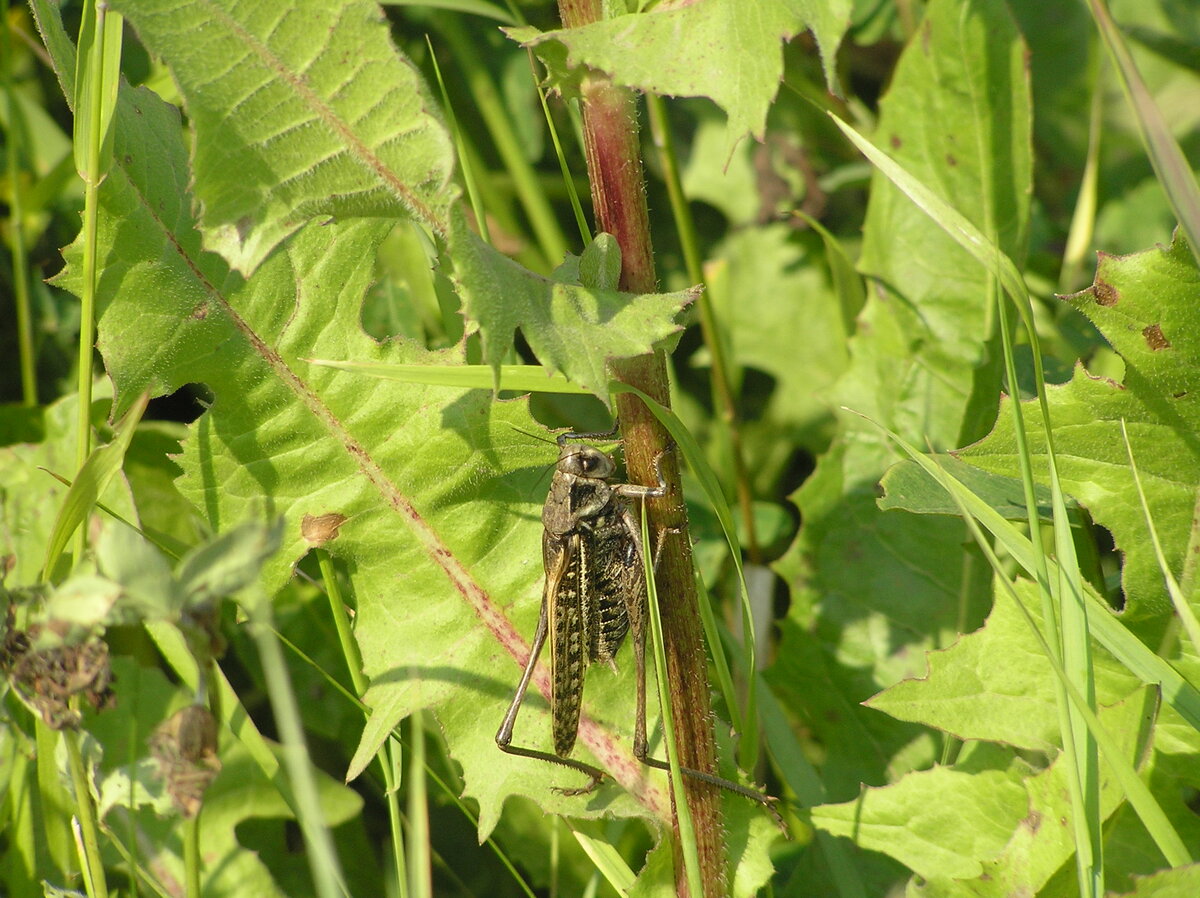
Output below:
[555,4,727,892]
[645,94,762,563]
[1,0,37,406]
[63,726,108,898]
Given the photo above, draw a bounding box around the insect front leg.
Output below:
[611,443,670,503]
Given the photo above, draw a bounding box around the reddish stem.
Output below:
[555,8,728,896]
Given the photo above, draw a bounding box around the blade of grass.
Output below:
[278,575,537,898]
[692,572,743,758]
[614,383,760,771]
[315,547,409,897]
[1087,0,1200,267]
[425,35,488,247]
[528,50,590,246]
[642,502,704,898]
[436,15,566,268]
[70,0,123,565]
[407,712,431,898]
[889,430,1191,866]
[305,360,589,394]
[832,111,1103,891]
[566,823,637,896]
[246,588,349,898]
[1058,44,1104,294]
[646,92,762,566]
[41,392,149,581]
[1121,419,1200,654]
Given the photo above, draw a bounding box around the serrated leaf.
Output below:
[107,0,457,275]
[961,235,1200,620]
[811,764,1029,880]
[510,0,850,154]
[1106,865,1200,898]
[815,692,1154,893]
[867,579,1142,752]
[49,66,757,860]
[770,0,1031,804]
[452,211,696,400]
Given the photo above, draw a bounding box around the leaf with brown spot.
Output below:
[969,233,1200,618]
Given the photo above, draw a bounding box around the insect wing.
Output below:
[545,530,585,757]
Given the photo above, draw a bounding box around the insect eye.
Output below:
[581,455,597,471]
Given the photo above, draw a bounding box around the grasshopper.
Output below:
[496,426,774,808]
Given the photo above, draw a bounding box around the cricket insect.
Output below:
[496,425,777,812]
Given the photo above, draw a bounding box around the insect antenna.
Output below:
[505,424,559,447]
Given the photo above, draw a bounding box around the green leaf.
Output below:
[41,392,149,581]
[811,763,1029,881]
[94,521,180,619]
[176,519,285,607]
[771,0,1031,800]
[451,210,696,400]
[867,578,1142,752]
[879,454,1069,522]
[815,691,1159,894]
[107,0,458,275]
[52,71,740,861]
[0,392,137,586]
[705,224,852,475]
[961,233,1200,621]
[510,0,850,154]
[578,232,621,291]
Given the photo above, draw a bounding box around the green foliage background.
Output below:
[1,0,1198,896]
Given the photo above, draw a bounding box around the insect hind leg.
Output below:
[496,597,609,794]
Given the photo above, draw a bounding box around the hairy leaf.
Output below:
[452,215,696,399]
[510,0,850,155]
[48,44,772,876]
[107,0,458,275]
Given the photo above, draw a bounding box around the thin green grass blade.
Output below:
[565,822,637,895]
[833,110,1104,888]
[305,360,589,394]
[41,392,149,580]
[894,433,1192,867]
[693,572,743,753]
[1122,419,1200,653]
[1058,53,1104,293]
[247,590,349,898]
[426,35,489,246]
[530,54,590,247]
[437,16,566,266]
[407,711,431,898]
[1087,0,1200,266]
[385,0,514,25]
[641,503,704,898]
[72,0,121,185]
[613,382,760,769]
